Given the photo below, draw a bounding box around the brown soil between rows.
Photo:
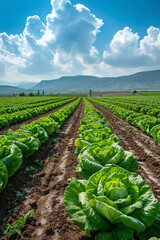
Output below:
[91,101,160,203]
[0,99,75,135]
[0,100,92,240]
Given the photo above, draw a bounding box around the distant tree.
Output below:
[19,92,25,96]
[133,90,137,95]
[28,92,34,96]
[42,90,45,96]
[89,89,92,97]
[37,90,40,96]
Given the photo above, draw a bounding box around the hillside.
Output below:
[32,69,160,93]
[0,85,26,96]
[0,69,160,95]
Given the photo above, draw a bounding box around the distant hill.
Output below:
[0,81,37,89]
[15,82,37,89]
[0,69,160,95]
[32,69,160,93]
[0,85,26,96]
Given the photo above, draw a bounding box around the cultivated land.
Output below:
[0,96,160,239]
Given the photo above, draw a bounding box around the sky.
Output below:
[0,0,160,82]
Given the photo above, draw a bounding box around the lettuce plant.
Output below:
[0,137,22,177]
[77,142,138,179]
[20,123,48,143]
[64,165,160,240]
[3,129,41,158]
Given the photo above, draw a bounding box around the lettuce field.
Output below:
[0,96,160,240]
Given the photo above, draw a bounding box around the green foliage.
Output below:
[132,90,137,94]
[34,159,43,166]
[139,91,160,96]
[0,97,75,129]
[64,98,160,240]
[90,97,160,146]
[64,166,160,239]
[3,129,41,158]
[89,89,92,97]
[19,92,25,96]
[0,137,23,177]
[0,98,81,193]
[25,166,35,173]
[28,92,35,96]
[4,210,35,237]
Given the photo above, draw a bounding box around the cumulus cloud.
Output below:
[0,0,160,82]
[103,26,160,68]
[0,0,103,80]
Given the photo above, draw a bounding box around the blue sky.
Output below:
[0,0,160,82]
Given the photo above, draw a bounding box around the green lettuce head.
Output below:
[3,129,41,158]
[77,142,138,179]
[0,142,22,177]
[64,165,159,240]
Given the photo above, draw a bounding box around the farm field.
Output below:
[139,91,160,96]
[0,96,76,131]
[0,96,160,240]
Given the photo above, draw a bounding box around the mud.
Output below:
[91,101,160,203]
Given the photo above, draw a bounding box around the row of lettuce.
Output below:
[0,97,66,114]
[95,96,160,118]
[0,98,81,193]
[0,98,75,130]
[0,96,61,108]
[64,99,160,240]
[89,98,160,146]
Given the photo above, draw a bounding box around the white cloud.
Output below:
[0,0,103,81]
[0,0,160,82]
[23,15,45,39]
[103,26,160,68]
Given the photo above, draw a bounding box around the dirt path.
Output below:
[90,101,160,203]
[0,99,75,135]
[0,100,91,240]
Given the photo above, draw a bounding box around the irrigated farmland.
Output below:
[0,96,160,240]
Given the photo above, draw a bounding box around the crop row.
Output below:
[0,96,62,108]
[0,98,75,130]
[95,96,160,118]
[90,98,160,146]
[64,98,160,240]
[0,97,68,114]
[100,95,160,107]
[0,98,81,193]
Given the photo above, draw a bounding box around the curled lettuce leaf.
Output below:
[0,142,22,177]
[34,117,59,135]
[20,123,48,143]
[3,129,41,158]
[64,165,159,239]
[77,143,138,179]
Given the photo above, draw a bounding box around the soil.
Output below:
[0,99,74,135]
[90,101,160,203]
[0,100,92,240]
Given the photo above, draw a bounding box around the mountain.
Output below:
[0,81,13,86]
[0,81,38,89]
[0,85,26,96]
[32,69,160,93]
[14,82,37,89]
